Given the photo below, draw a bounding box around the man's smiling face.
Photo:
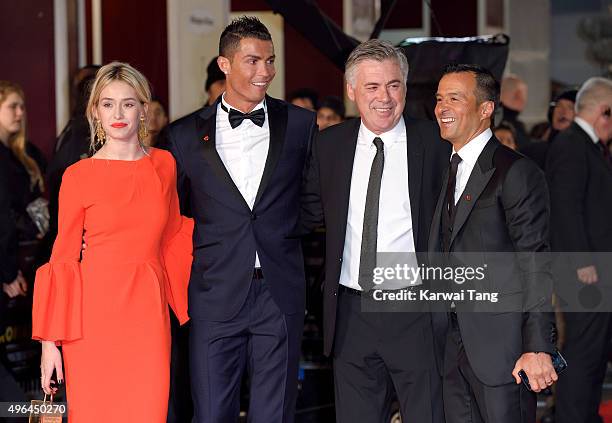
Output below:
[219,37,276,112]
[347,59,406,135]
[435,71,493,148]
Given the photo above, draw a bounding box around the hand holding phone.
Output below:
[517,349,567,392]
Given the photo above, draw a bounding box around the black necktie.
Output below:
[221,103,265,128]
[442,153,462,252]
[358,137,385,291]
[446,153,463,218]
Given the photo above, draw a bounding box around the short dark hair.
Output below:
[219,16,272,58]
[442,63,500,108]
[318,95,346,119]
[494,120,517,136]
[73,65,101,116]
[150,96,167,114]
[288,88,319,109]
[205,56,225,91]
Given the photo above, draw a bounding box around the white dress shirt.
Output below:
[216,94,269,267]
[453,128,492,204]
[574,117,599,144]
[339,118,416,290]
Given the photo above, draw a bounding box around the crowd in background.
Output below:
[0,49,611,423]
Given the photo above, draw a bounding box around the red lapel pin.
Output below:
[465,194,472,201]
[202,135,209,142]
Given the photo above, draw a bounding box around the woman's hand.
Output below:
[40,341,64,395]
[2,272,27,298]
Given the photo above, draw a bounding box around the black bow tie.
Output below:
[221,103,265,129]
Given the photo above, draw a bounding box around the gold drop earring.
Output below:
[138,115,148,142]
[95,119,106,145]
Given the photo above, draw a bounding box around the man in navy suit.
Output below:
[167,17,317,423]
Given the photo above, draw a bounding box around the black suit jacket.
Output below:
[301,115,451,356]
[0,148,18,286]
[546,122,612,260]
[167,96,317,321]
[428,137,555,386]
[0,153,17,330]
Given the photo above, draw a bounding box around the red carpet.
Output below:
[600,401,612,421]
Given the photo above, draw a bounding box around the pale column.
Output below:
[505,0,551,128]
[167,0,230,120]
[77,0,87,67]
[91,0,102,65]
[54,0,69,135]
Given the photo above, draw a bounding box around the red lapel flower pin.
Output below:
[202,135,209,142]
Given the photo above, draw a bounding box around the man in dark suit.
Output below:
[546,76,612,423]
[429,64,557,423]
[301,39,450,422]
[166,17,317,423]
[0,138,27,405]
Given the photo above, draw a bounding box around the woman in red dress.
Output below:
[32,62,193,422]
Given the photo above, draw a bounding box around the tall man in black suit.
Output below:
[301,39,450,422]
[546,77,612,423]
[429,64,557,423]
[166,17,317,423]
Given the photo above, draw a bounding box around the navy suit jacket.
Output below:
[167,96,317,321]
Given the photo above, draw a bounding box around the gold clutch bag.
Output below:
[28,394,63,423]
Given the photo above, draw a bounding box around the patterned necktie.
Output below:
[221,103,265,129]
[358,137,385,291]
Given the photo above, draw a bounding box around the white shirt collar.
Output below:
[452,128,492,164]
[574,117,599,144]
[220,93,267,115]
[358,117,406,147]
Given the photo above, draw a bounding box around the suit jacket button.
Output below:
[251,213,257,220]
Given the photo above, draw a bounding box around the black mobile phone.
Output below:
[48,369,64,393]
[519,349,567,391]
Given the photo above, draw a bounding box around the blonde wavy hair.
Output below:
[86,62,152,153]
[0,81,44,192]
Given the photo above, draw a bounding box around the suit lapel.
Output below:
[448,137,498,248]
[428,167,448,256]
[330,119,361,248]
[405,116,424,249]
[573,123,612,175]
[254,96,287,207]
[591,145,612,173]
[196,101,251,211]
